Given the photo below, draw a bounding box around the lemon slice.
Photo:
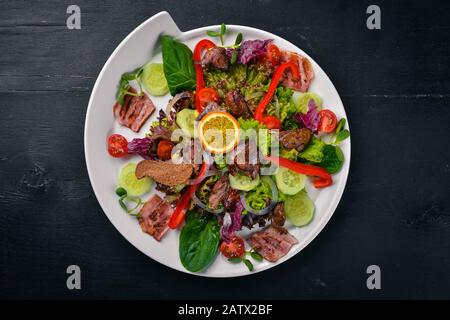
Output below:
[141,63,169,96]
[198,112,240,154]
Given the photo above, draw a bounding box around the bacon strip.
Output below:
[279,51,314,92]
[138,195,173,241]
[113,89,155,132]
[247,226,298,262]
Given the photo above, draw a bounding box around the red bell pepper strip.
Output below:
[193,39,216,113]
[254,62,299,121]
[265,155,333,188]
[168,162,209,229]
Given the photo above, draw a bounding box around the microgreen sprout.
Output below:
[116,67,144,105]
[115,187,143,216]
[227,249,263,271]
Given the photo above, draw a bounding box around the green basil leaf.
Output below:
[250,251,263,261]
[243,259,254,271]
[228,257,243,263]
[335,129,350,144]
[179,213,220,272]
[161,35,197,96]
[320,145,344,174]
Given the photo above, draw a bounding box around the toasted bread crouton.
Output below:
[135,160,193,186]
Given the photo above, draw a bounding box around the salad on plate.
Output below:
[106,24,350,273]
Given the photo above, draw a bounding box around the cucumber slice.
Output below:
[291,92,322,114]
[229,172,260,191]
[284,190,315,227]
[141,63,169,96]
[275,167,305,195]
[176,108,198,137]
[118,163,152,197]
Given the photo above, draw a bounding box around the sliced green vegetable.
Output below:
[284,190,315,227]
[229,172,260,191]
[176,108,198,137]
[161,35,196,95]
[275,167,306,195]
[141,63,169,96]
[118,163,152,197]
[179,212,220,272]
[291,92,322,114]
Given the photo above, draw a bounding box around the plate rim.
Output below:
[84,11,351,278]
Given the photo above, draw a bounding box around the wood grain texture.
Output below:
[0,0,449,299]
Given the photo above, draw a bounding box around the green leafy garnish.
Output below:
[115,187,127,197]
[226,250,263,271]
[115,187,142,216]
[250,251,263,261]
[243,259,254,271]
[206,23,227,45]
[299,137,325,163]
[330,118,350,145]
[319,145,345,174]
[238,118,264,131]
[334,129,350,144]
[245,178,272,211]
[179,212,220,272]
[228,257,242,263]
[116,67,144,105]
[161,35,196,96]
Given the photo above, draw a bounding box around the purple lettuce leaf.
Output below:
[127,137,153,159]
[227,39,273,65]
[220,200,244,243]
[294,99,320,132]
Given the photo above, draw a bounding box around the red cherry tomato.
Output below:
[265,43,281,66]
[107,134,128,158]
[220,236,245,259]
[262,115,282,130]
[318,109,337,133]
[157,140,174,160]
[198,87,220,109]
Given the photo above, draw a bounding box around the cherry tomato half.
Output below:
[220,236,245,259]
[262,115,282,130]
[265,43,281,67]
[157,140,174,160]
[198,87,220,109]
[107,134,128,158]
[318,109,337,133]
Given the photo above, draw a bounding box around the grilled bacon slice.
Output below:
[279,51,314,93]
[113,89,155,132]
[247,226,298,262]
[138,195,173,241]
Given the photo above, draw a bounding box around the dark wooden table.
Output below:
[1,0,449,299]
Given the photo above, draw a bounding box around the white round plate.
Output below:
[84,11,350,277]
